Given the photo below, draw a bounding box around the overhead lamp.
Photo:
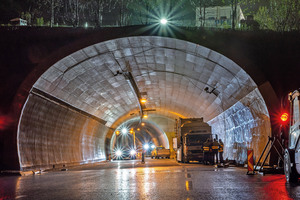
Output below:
[116,130,120,135]
[141,123,145,126]
[143,114,148,119]
[140,98,147,103]
[160,18,168,25]
[122,128,128,134]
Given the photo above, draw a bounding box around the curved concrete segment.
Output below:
[18,36,270,170]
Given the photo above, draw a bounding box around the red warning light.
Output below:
[280,113,289,122]
[0,115,14,130]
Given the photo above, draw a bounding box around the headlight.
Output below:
[144,144,149,150]
[116,150,122,157]
[130,150,136,156]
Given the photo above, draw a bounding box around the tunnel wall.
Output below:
[208,88,270,164]
[18,93,107,170]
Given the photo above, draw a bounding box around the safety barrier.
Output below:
[247,149,255,175]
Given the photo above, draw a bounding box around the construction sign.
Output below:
[247,149,255,175]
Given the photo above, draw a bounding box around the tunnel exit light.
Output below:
[280,113,289,122]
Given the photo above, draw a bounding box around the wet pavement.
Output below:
[1,158,300,200]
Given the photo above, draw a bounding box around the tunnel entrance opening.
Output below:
[17,36,271,170]
[110,117,169,160]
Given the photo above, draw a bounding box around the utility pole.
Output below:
[130,128,136,149]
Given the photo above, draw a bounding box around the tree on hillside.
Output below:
[269,0,299,31]
[190,0,214,27]
[89,0,118,27]
[254,0,299,31]
[128,0,152,25]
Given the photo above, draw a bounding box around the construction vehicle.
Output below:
[151,147,171,159]
[284,90,300,182]
[176,118,212,163]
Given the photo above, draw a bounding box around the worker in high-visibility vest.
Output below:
[212,138,219,165]
[203,138,211,165]
[219,139,224,164]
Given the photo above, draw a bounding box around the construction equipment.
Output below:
[284,90,300,182]
[176,118,212,163]
[254,136,284,174]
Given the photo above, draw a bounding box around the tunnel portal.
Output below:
[17,36,270,170]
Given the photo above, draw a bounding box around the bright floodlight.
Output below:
[116,150,122,157]
[130,150,136,156]
[144,144,150,150]
[122,128,128,134]
[160,18,168,25]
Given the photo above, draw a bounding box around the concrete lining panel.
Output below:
[18,93,107,170]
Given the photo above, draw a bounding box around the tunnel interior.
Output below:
[110,117,169,157]
[17,36,271,170]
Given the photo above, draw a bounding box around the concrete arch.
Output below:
[17,36,271,170]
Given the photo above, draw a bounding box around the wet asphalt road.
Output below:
[1,158,300,200]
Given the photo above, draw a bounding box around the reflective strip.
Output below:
[247,149,254,172]
[219,145,224,152]
[212,146,218,149]
[203,147,209,151]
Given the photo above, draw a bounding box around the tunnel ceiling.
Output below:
[33,36,257,127]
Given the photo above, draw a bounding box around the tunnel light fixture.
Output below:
[151,145,155,149]
[160,18,168,25]
[143,114,148,119]
[116,130,120,135]
[140,98,147,103]
[137,128,140,131]
[141,123,145,126]
[122,128,128,134]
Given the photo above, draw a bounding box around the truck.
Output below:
[151,147,171,159]
[176,118,212,163]
[284,90,300,182]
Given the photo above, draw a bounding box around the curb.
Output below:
[1,170,42,176]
